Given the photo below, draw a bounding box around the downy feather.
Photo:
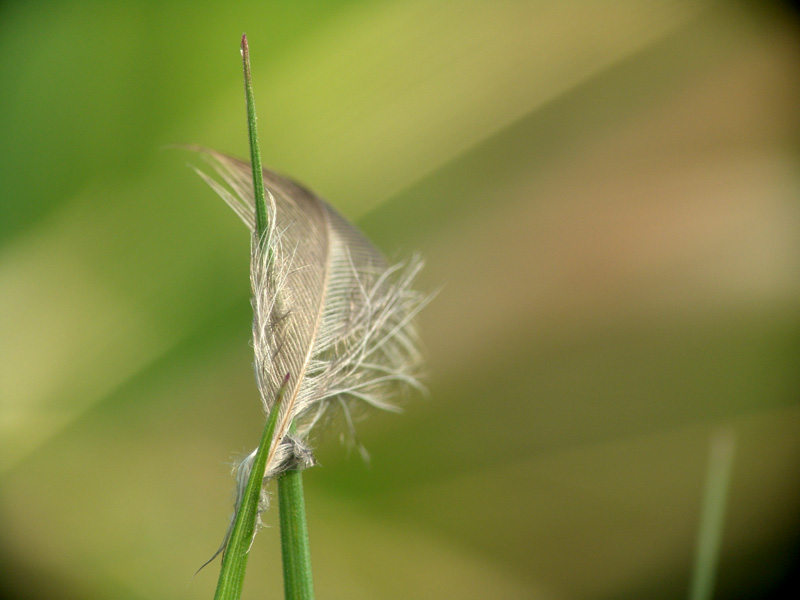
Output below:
[195,150,426,494]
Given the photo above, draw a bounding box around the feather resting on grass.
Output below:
[195,150,426,491]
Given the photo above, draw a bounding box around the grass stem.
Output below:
[688,427,736,600]
[278,468,315,599]
[241,34,268,239]
[240,33,315,600]
[213,375,289,600]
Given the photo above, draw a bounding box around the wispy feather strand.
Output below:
[196,150,426,514]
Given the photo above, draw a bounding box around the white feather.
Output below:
[196,150,426,485]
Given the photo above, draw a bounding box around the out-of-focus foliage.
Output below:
[2,1,799,598]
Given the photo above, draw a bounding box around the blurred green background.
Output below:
[2,1,800,598]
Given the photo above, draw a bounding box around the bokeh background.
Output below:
[2,1,800,598]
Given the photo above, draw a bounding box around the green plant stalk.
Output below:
[241,33,315,600]
[278,467,315,599]
[688,428,736,600]
[213,376,288,600]
[241,34,268,240]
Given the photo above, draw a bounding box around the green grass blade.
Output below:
[214,375,289,600]
[278,468,315,599]
[240,33,315,600]
[688,428,736,600]
[241,34,268,239]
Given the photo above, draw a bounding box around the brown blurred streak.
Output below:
[420,32,800,376]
